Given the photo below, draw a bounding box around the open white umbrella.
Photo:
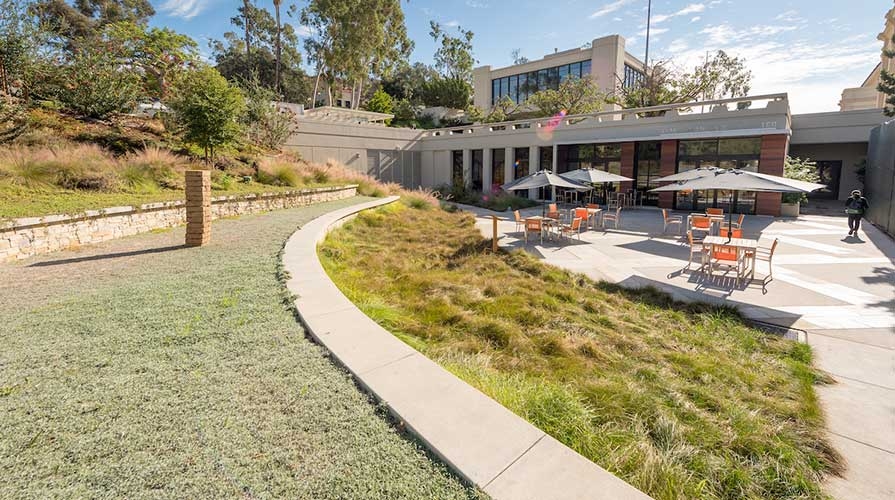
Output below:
[502,170,592,215]
[651,168,826,241]
[561,168,633,205]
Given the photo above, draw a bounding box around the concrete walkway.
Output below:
[283,197,652,500]
[467,204,895,500]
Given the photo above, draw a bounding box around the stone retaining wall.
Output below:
[0,185,358,262]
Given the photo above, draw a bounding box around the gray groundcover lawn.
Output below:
[0,197,482,499]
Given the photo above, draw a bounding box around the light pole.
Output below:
[644,0,652,72]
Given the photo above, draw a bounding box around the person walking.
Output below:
[845,189,869,236]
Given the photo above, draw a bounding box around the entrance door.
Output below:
[810,161,842,200]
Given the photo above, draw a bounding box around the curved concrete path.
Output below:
[282,197,651,500]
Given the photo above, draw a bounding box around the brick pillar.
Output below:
[185,170,211,246]
[756,134,788,216]
[620,142,635,192]
[658,140,677,209]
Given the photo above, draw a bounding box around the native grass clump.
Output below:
[320,204,843,500]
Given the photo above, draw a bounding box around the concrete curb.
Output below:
[282,196,652,500]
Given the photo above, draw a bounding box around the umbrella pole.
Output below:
[727,192,736,243]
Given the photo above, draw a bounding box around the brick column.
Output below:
[658,140,677,209]
[756,134,788,216]
[620,142,635,192]
[185,170,211,246]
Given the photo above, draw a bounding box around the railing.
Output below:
[425,93,790,138]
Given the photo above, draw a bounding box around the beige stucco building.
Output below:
[472,35,644,110]
[839,4,895,111]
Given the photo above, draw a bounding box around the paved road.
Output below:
[469,205,895,500]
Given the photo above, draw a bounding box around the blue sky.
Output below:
[149,0,894,113]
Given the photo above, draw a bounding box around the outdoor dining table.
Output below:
[567,207,603,230]
[525,216,560,240]
[689,213,727,236]
[703,235,759,281]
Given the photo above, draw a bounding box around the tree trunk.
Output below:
[243,0,252,78]
[356,79,364,109]
[274,0,282,95]
[311,69,321,109]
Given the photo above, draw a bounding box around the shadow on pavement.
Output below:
[27,245,187,267]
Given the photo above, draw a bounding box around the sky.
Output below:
[149,0,894,114]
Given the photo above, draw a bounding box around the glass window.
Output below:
[547,67,560,90]
[472,150,483,191]
[452,150,464,187]
[514,147,530,179]
[491,80,498,105]
[518,73,528,102]
[581,60,592,77]
[508,75,518,103]
[595,144,622,158]
[501,77,510,99]
[540,146,553,171]
[679,140,718,157]
[538,69,548,91]
[719,137,761,155]
[492,149,505,188]
[570,62,581,79]
[528,71,539,95]
[559,64,569,83]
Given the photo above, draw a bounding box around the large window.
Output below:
[675,138,762,213]
[452,150,464,187]
[491,148,505,191]
[635,142,661,206]
[623,64,645,89]
[471,149,483,191]
[514,148,530,179]
[491,59,593,105]
[557,143,623,202]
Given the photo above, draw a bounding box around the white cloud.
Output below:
[160,0,207,19]
[690,16,701,23]
[668,39,689,53]
[296,25,314,37]
[652,3,706,25]
[466,0,488,7]
[774,9,801,22]
[444,20,460,27]
[590,0,636,19]
[638,27,669,37]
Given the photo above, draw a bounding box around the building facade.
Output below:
[839,4,894,111]
[472,35,644,110]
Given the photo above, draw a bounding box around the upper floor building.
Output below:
[839,3,894,111]
[472,35,644,110]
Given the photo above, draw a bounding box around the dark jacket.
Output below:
[845,196,869,215]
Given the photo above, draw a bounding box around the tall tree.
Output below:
[243,0,253,77]
[429,21,475,83]
[273,0,282,93]
[301,0,413,109]
[525,76,605,117]
[511,48,528,65]
[211,2,309,103]
[104,21,198,99]
[878,34,895,117]
[35,0,155,44]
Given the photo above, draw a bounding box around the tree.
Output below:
[35,0,155,45]
[273,0,283,93]
[525,76,605,117]
[511,48,528,65]
[429,21,475,83]
[50,44,142,118]
[878,34,895,117]
[380,62,439,104]
[0,0,45,98]
[615,51,752,109]
[104,22,198,99]
[240,77,293,150]
[169,66,245,163]
[783,156,820,204]
[420,76,471,109]
[211,3,309,103]
[365,88,393,115]
[301,0,413,109]
[242,0,253,77]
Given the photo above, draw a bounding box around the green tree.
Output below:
[429,21,475,83]
[391,97,416,127]
[240,77,293,150]
[169,66,245,163]
[420,76,471,109]
[365,88,393,115]
[301,0,413,109]
[878,34,895,117]
[50,44,142,118]
[511,48,528,65]
[35,0,155,44]
[525,76,605,117]
[212,2,309,103]
[783,156,820,204]
[380,62,439,104]
[104,21,198,99]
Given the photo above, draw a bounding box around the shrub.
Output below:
[256,161,301,187]
[420,76,471,109]
[51,49,142,119]
[365,89,394,124]
[125,147,186,189]
[241,79,295,151]
[783,156,820,204]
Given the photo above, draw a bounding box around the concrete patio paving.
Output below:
[468,204,895,500]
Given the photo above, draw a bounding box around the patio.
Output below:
[468,203,895,500]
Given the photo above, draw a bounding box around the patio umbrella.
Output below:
[502,170,592,216]
[653,166,724,183]
[650,168,826,242]
[560,168,633,204]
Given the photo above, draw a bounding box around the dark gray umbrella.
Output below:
[651,169,825,241]
[560,168,632,184]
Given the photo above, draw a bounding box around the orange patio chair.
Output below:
[745,238,779,281]
[524,218,543,245]
[706,207,724,216]
[546,203,560,220]
[513,210,524,233]
[708,243,742,285]
[662,209,683,235]
[560,217,583,241]
[689,215,711,239]
[686,231,708,270]
[732,213,746,229]
[719,228,743,239]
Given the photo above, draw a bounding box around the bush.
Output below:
[420,77,471,109]
[51,50,142,119]
[241,79,294,151]
[257,162,301,187]
[125,147,185,189]
[438,184,538,211]
[0,143,119,190]
[365,89,394,123]
[169,65,245,162]
[783,156,820,204]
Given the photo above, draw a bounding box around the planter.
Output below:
[780,202,800,217]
